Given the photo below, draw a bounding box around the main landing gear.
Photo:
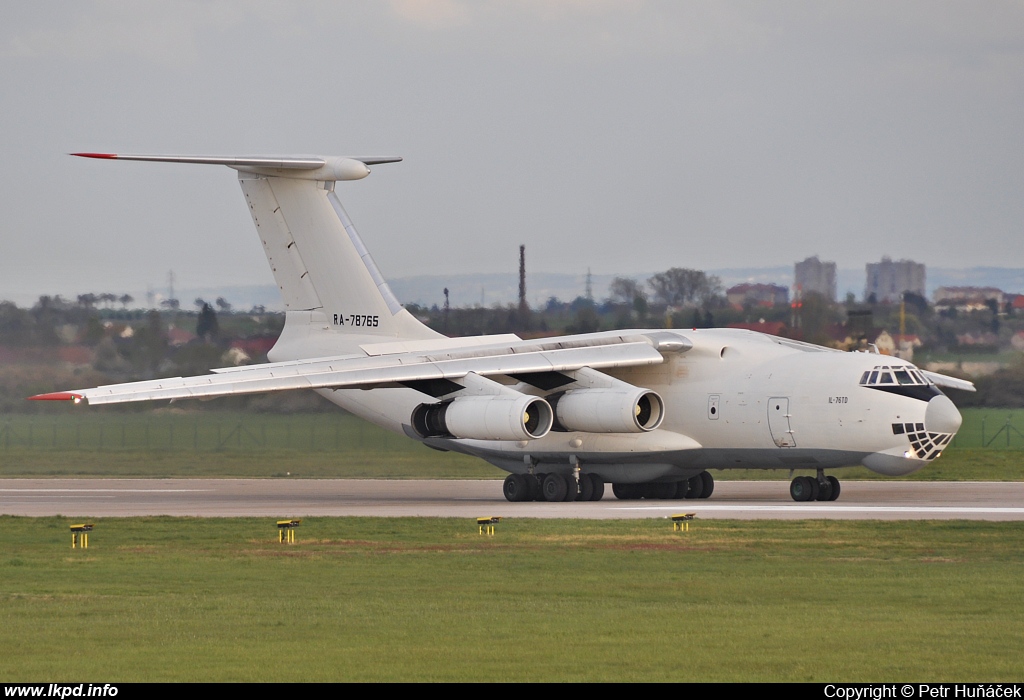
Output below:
[503,472,606,502]
[611,471,714,500]
[790,470,841,502]
[503,471,717,502]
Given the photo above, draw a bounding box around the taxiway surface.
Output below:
[2,479,1023,520]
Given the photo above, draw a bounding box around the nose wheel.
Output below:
[790,473,841,502]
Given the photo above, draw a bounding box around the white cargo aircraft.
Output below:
[33,153,975,503]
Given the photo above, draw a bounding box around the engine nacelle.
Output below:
[412,395,553,441]
[553,388,665,433]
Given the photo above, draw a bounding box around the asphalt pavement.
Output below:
[2,478,1023,520]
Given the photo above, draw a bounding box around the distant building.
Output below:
[726,283,789,308]
[873,330,896,355]
[957,331,999,348]
[166,325,196,347]
[794,256,837,302]
[865,257,925,303]
[933,286,1004,312]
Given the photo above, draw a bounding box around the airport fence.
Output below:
[958,411,1024,449]
[0,409,1021,452]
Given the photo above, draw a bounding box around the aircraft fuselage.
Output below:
[317,327,961,485]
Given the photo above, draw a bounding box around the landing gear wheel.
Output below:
[646,482,677,499]
[563,475,579,502]
[542,472,568,502]
[612,483,639,500]
[588,474,605,501]
[806,476,820,501]
[816,478,833,502]
[672,480,689,499]
[790,476,816,502]
[685,474,704,499]
[699,471,714,499]
[503,474,529,502]
[524,474,542,501]
[578,474,595,501]
[826,475,841,501]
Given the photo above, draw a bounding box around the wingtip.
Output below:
[28,392,85,403]
[70,153,117,159]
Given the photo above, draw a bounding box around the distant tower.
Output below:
[585,268,593,302]
[518,245,528,320]
[791,284,802,330]
[794,256,836,302]
[865,257,926,304]
[443,287,450,332]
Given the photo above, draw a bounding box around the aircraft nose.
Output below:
[925,394,962,435]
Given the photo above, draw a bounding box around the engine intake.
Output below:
[412,395,553,441]
[553,388,665,433]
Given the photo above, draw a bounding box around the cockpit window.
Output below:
[859,365,933,387]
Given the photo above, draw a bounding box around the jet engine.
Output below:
[552,388,665,433]
[412,395,553,441]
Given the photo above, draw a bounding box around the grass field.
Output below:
[0,408,1022,480]
[0,410,499,478]
[1,517,1022,682]
[1,408,1021,480]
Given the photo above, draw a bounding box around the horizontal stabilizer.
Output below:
[71,153,402,180]
[73,153,328,169]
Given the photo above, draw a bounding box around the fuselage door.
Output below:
[768,397,796,447]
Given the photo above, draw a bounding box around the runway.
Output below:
[2,478,1023,520]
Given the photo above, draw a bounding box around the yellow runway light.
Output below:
[277,519,301,543]
[477,516,501,535]
[70,523,94,549]
[671,513,695,532]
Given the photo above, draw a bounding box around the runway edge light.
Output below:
[477,516,501,535]
[70,523,94,549]
[277,519,301,543]
[672,513,695,532]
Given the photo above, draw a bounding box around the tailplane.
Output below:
[73,153,442,359]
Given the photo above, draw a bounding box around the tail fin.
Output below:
[73,153,442,359]
[238,172,441,358]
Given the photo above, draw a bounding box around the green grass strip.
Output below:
[1,517,1022,681]
[0,409,1021,479]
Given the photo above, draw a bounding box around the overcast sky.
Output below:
[2,1,1022,304]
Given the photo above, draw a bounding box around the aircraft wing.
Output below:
[30,332,688,406]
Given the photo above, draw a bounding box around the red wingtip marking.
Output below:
[28,392,83,402]
[70,153,117,159]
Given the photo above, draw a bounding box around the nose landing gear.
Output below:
[790,471,841,502]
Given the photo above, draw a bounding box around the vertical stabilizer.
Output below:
[237,172,441,359]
